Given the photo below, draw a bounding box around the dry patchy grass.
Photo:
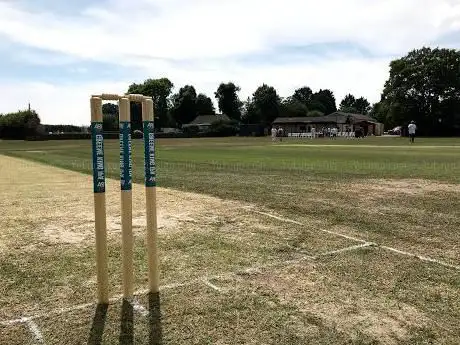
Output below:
[0,156,353,321]
[1,154,459,344]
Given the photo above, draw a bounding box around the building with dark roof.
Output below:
[182,114,231,130]
[272,112,384,136]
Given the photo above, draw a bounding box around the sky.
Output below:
[0,0,459,125]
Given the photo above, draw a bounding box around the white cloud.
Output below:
[0,0,459,60]
[0,80,128,125]
[0,57,388,125]
[0,0,458,124]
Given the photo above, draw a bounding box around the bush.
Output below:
[25,135,48,141]
[239,124,266,136]
[43,124,86,133]
[0,110,41,139]
[307,110,325,117]
[182,125,200,135]
[44,133,92,140]
[207,120,239,137]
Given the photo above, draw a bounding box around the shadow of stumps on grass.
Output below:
[149,292,163,345]
[120,299,134,345]
[86,294,162,345]
[88,303,108,345]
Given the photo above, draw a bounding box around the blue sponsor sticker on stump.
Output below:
[91,122,105,193]
[119,121,132,191]
[143,121,156,187]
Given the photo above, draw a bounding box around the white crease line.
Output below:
[0,303,94,326]
[132,301,149,317]
[0,254,314,326]
[317,228,367,244]
[249,210,304,225]
[250,208,460,271]
[0,283,189,326]
[0,252,333,326]
[23,318,45,344]
[1,318,26,326]
[381,246,460,270]
[315,243,375,257]
[229,255,312,279]
[203,279,223,292]
[3,240,456,327]
[247,209,367,243]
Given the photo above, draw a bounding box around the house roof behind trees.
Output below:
[272,116,325,124]
[325,112,379,124]
[187,114,230,126]
[272,112,379,125]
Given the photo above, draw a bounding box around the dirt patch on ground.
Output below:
[235,260,432,344]
[349,178,460,199]
[41,224,87,244]
[0,155,252,250]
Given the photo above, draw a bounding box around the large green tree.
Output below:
[241,97,259,124]
[102,103,119,131]
[311,89,337,114]
[354,97,371,114]
[127,78,174,129]
[252,84,281,125]
[374,47,460,135]
[292,86,313,107]
[214,82,242,120]
[370,102,388,125]
[339,94,356,112]
[171,85,198,125]
[196,93,215,115]
[102,103,118,116]
[280,97,308,117]
[339,94,370,114]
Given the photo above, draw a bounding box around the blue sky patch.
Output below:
[13,0,110,16]
[234,41,388,66]
[0,38,145,83]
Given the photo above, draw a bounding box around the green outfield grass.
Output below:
[0,136,459,344]
[1,136,460,184]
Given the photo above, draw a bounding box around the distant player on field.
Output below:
[277,127,284,142]
[408,121,417,143]
[271,127,277,142]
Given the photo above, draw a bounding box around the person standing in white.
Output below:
[408,121,417,143]
[331,127,338,139]
[271,127,277,142]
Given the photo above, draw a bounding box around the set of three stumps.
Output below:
[90,93,159,304]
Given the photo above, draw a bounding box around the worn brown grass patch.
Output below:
[349,178,460,199]
[1,155,356,321]
[0,323,35,345]
[220,247,460,344]
[0,155,252,250]
[286,177,460,263]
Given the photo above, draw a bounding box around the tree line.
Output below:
[104,47,460,137]
[101,79,372,132]
[1,46,459,139]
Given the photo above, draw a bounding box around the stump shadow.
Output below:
[148,292,163,345]
[87,293,162,345]
[119,299,134,345]
[88,303,108,345]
